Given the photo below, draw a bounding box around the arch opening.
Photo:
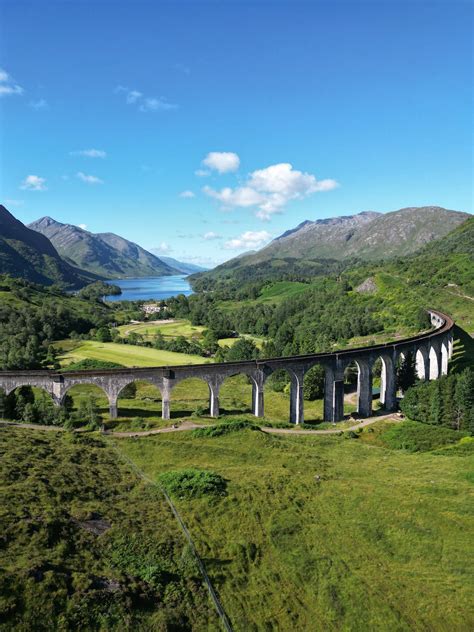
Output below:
[371,357,386,412]
[219,373,256,417]
[415,348,427,380]
[62,383,109,428]
[301,364,325,424]
[441,341,449,375]
[115,380,163,429]
[263,368,295,422]
[343,360,360,418]
[1,385,61,425]
[169,377,210,420]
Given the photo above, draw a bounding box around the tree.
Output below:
[397,352,417,394]
[224,338,259,362]
[96,327,112,342]
[303,365,325,400]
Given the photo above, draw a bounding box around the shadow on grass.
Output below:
[116,407,162,419]
[451,325,474,373]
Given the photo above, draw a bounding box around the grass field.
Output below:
[58,340,206,368]
[117,422,474,631]
[0,428,218,630]
[117,319,206,340]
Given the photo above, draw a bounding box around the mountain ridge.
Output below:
[195,206,471,282]
[29,217,178,279]
[0,205,98,288]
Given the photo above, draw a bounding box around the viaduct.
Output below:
[0,310,454,424]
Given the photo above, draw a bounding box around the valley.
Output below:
[1,204,473,631]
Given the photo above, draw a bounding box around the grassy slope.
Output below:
[58,340,206,367]
[0,428,218,630]
[117,319,207,340]
[118,425,474,632]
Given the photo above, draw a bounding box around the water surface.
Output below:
[105,275,192,302]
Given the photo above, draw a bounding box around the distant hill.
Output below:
[152,254,208,275]
[196,206,470,282]
[29,217,178,279]
[0,205,97,288]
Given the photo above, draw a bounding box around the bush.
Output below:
[381,420,466,452]
[158,468,227,499]
[192,420,260,438]
[344,430,359,439]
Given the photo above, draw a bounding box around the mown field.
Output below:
[0,428,219,630]
[117,319,206,340]
[118,421,474,631]
[57,340,206,368]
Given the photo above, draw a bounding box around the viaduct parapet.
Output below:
[0,310,454,424]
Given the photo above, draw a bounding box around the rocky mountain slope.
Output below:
[198,206,470,281]
[29,217,178,279]
[0,205,97,288]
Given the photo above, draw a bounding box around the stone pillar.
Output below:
[162,398,170,420]
[289,370,304,424]
[252,380,264,417]
[357,360,373,418]
[380,355,397,411]
[324,366,344,422]
[162,377,172,420]
[429,343,442,380]
[209,382,220,418]
[109,400,118,419]
[333,380,345,422]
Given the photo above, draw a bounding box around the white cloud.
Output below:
[0,68,24,97]
[70,148,107,158]
[139,97,177,112]
[179,190,195,198]
[20,175,47,191]
[76,172,104,185]
[224,230,272,250]
[29,98,48,110]
[4,199,24,207]
[155,241,171,253]
[204,162,338,220]
[195,168,210,177]
[202,151,240,174]
[203,231,221,240]
[78,223,88,230]
[116,85,177,112]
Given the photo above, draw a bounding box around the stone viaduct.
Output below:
[0,310,454,424]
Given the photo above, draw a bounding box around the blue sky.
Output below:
[0,0,472,267]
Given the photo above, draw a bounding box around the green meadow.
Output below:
[117,319,207,340]
[57,340,206,368]
[116,421,474,632]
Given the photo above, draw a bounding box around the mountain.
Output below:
[0,205,97,288]
[29,217,178,279]
[151,254,208,274]
[196,206,470,282]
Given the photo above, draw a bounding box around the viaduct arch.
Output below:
[0,310,454,425]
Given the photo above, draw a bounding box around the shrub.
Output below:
[158,468,227,499]
[381,420,466,452]
[192,420,260,438]
[344,430,359,439]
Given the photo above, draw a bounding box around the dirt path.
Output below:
[1,414,401,438]
[97,413,401,438]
